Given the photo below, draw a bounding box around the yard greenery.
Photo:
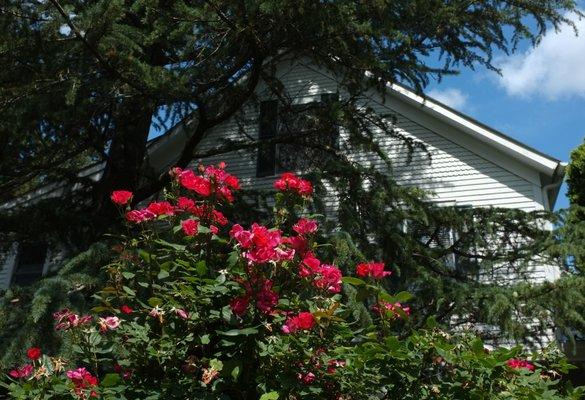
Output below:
[1,165,583,399]
[2,0,585,392]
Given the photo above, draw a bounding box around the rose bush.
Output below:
[1,163,582,399]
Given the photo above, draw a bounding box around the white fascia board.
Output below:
[386,83,562,178]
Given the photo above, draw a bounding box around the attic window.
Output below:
[11,242,47,286]
[256,94,339,177]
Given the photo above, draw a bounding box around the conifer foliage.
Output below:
[0,0,580,241]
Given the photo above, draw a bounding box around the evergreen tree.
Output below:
[0,0,580,241]
[1,0,585,365]
[566,140,585,208]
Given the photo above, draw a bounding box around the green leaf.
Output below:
[154,239,186,252]
[227,251,239,268]
[157,269,170,280]
[209,358,223,371]
[122,286,136,296]
[393,291,413,302]
[471,337,485,354]
[231,365,241,380]
[379,291,413,304]
[200,334,210,345]
[216,327,259,336]
[341,276,366,286]
[259,392,279,400]
[101,373,122,387]
[425,316,439,329]
[148,297,162,307]
[138,250,153,263]
[198,225,211,234]
[121,271,135,279]
[195,260,207,276]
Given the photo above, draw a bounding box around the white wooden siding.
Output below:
[191,59,543,213]
[188,59,558,288]
[0,244,17,289]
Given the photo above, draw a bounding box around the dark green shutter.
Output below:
[320,93,340,149]
[257,100,278,177]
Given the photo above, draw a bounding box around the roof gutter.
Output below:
[542,162,566,211]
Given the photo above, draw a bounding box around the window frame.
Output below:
[256,93,340,177]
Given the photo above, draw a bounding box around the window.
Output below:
[408,222,459,268]
[11,242,47,286]
[257,94,339,177]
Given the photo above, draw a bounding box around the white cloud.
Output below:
[427,88,469,110]
[498,12,585,100]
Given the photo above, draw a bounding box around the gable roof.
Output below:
[383,82,565,209]
[387,83,563,177]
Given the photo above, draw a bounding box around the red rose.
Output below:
[274,172,313,197]
[146,201,175,216]
[507,358,535,371]
[178,170,212,197]
[110,190,133,206]
[296,312,315,330]
[26,347,41,361]
[120,305,133,314]
[356,262,391,279]
[293,218,318,235]
[282,311,315,334]
[181,219,199,236]
[230,296,250,316]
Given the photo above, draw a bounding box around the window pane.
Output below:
[12,242,46,286]
[276,96,339,173]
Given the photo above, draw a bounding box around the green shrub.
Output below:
[2,164,582,399]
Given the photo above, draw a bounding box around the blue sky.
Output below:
[425,9,585,210]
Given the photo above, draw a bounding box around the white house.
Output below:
[0,57,565,291]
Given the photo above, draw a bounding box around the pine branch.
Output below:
[47,0,150,97]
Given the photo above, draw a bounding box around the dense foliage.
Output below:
[2,0,585,388]
[0,244,111,370]
[2,165,583,399]
[1,0,580,241]
[567,141,585,208]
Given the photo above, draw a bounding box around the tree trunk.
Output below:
[95,98,155,221]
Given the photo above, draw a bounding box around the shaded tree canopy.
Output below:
[0,0,581,243]
[2,0,585,356]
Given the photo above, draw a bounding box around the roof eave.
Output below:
[386,83,563,179]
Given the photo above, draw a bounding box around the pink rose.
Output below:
[9,364,33,379]
[98,316,121,332]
